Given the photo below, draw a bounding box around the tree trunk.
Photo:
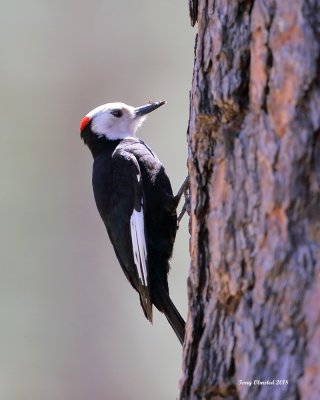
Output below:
[180,1,320,399]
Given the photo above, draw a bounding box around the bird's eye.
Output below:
[111,109,123,118]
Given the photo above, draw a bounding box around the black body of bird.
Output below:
[80,101,185,344]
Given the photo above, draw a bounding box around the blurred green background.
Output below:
[0,1,194,399]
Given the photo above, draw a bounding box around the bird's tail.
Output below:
[160,291,185,345]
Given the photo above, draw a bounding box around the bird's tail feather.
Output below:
[161,292,185,345]
[139,284,153,323]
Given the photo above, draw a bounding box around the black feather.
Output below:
[83,132,185,343]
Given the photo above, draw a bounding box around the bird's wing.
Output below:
[106,147,152,321]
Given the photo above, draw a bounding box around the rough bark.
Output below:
[181,1,320,399]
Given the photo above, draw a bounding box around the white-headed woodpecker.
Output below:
[80,101,186,344]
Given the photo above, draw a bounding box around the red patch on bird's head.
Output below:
[80,116,90,132]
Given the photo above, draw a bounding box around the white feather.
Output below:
[88,102,146,140]
[130,200,148,286]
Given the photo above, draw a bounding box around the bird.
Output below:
[80,100,187,344]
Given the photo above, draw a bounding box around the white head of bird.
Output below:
[80,101,166,140]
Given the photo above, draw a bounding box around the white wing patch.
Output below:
[130,199,148,286]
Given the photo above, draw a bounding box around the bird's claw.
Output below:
[177,186,190,228]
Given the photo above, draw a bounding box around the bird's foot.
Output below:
[174,176,189,205]
[177,184,190,228]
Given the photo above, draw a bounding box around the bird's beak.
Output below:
[134,101,166,117]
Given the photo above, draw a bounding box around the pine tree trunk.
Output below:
[180,1,320,399]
